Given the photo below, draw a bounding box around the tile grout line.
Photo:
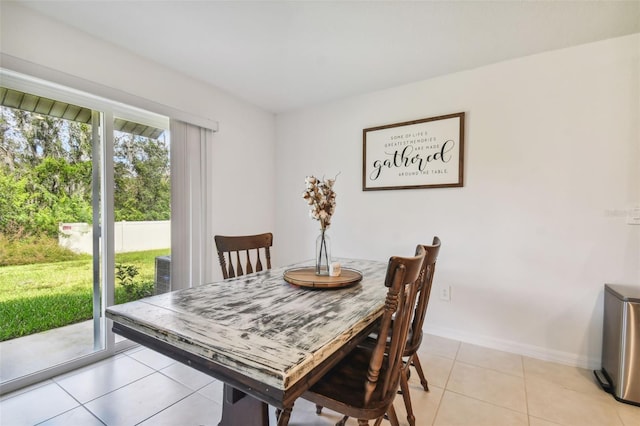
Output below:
[84,352,168,426]
[126,353,210,426]
[48,351,161,424]
[443,388,532,418]
[520,355,531,426]
[429,340,462,425]
[35,380,106,426]
[133,388,200,426]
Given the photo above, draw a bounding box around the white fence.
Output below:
[58,221,170,254]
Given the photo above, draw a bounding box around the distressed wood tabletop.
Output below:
[106,258,388,392]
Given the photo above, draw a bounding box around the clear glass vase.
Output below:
[315,228,331,275]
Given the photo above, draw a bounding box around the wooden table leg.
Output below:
[277,403,293,426]
[218,384,269,426]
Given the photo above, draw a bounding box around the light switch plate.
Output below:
[627,207,640,225]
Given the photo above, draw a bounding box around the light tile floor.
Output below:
[1,334,639,426]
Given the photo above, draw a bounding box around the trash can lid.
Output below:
[605,284,640,302]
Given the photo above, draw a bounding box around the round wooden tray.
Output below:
[283,267,363,289]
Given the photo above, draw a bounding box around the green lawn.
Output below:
[0,249,170,341]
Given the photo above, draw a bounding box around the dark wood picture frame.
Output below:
[362,112,465,191]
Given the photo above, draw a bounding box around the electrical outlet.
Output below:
[439,285,451,302]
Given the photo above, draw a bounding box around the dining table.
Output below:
[105,258,389,426]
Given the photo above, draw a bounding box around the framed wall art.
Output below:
[362,112,465,191]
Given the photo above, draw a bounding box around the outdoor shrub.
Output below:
[115,263,154,301]
[133,280,154,299]
[0,233,86,266]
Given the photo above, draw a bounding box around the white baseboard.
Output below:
[423,324,601,370]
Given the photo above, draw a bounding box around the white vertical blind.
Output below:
[170,119,215,289]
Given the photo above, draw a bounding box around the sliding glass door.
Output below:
[0,71,170,394]
[0,91,106,387]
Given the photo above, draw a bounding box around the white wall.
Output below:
[0,2,277,282]
[58,222,171,254]
[275,34,640,368]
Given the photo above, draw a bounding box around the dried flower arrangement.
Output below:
[302,175,337,231]
[302,175,337,274]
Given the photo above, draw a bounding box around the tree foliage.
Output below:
[0,106,170,239]
[114,132,170,221]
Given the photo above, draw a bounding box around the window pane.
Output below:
[113,125,171,304]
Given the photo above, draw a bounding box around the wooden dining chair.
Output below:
[396,237,441,425]
[214,232,273,279]
[336,237,441,426]
[276,247,427,426]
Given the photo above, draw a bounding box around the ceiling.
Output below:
[17,1,640,114]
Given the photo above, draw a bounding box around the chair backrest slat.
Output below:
[215,233,273,279]
[245,250,253,274]
[235,251,244,277]
[255,249,263,273]
[226,253,236,278]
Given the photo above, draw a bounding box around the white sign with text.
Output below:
[363,112,465,190]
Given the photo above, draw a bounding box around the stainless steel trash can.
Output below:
[594,284,640,406]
